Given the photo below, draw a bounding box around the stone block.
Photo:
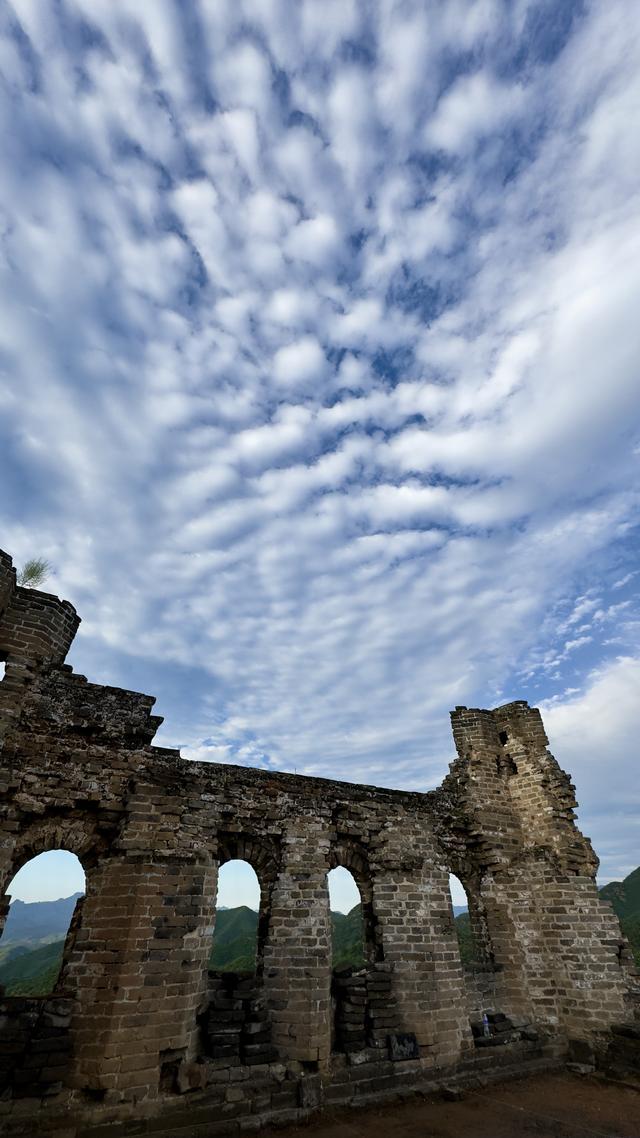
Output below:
[388,1033,420,1061]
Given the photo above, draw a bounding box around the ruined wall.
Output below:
[434,704,635,1034]
[0,549,635,1136]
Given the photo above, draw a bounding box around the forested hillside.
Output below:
[208,904,368,971]
[0,893,82,949]
[454,867,640,968]
[208,906,259,971]
[2,872,638,997]
[0,893,82,996]
[0,940,64,995]
[0,900,368,993]
[600,866,640,966]
[331,905,365,969]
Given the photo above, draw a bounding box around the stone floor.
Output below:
[264,1072,640,1138]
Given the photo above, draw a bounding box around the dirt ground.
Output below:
[265,1072,640,1138]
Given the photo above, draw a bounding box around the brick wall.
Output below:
[0,548,636,1136]
[440,703,634,1029]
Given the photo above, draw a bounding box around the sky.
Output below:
[0,0,639,915]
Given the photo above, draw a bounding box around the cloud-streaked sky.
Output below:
[1,0,639,906]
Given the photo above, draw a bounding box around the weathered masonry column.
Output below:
[371,818,473,1066]
[442,706,545,1019]
[262,817,332,1064]
[447,702,633,1035]
[69,846,217,1100]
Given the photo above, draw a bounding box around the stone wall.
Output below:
[0,547,636,1136]
[436,704,636,1032]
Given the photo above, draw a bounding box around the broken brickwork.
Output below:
[0,548,636,1136]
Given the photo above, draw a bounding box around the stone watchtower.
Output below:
[0,548,636,1136]
[440,703,636,1036]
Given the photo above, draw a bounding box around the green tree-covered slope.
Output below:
[600,867,640,967]
[209,906,259,971]
[0,939,64,995]
[331,905,365,970]
[600,867,640,920]
[3,870,639,997]
[454,911,476,966]
[208,904,367,971]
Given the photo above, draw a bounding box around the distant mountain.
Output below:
[209,906,258,971]
[3,872,636,999]
[0,893,83,949]
[600,867,640,967]
[0,893,83,995]
[0,940,65,996]
[600,867,640,921]
[331,905,365,970]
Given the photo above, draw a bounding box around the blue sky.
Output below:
[1,1,639,914]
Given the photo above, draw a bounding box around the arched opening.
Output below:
[0,850,85,996]
[210,859,260,972]
[448,869,482,969]
[201,855,277,1065]
[327,861,398,1054]
[448,871,494,970]
[328,866,364,970]
[449,872,517,1046]
[449,873,478,967]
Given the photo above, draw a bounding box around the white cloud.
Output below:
[542,657,640,883]
[331,299,384,349]
[232,406,316,468]
[272,336,328,389]
[246,190,297,240]
[265,288,318,326]
[285,214,340,268]
[182,742,233,764]
[0,0,639,895]
[299,0,360,62]
[426,71,526,153]
[222,110,262,181]
[215,40,272,111]
[170,179,229,286]
[327,65,377,191]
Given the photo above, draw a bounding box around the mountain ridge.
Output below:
[2,868,638,995]
[0,893,82,950]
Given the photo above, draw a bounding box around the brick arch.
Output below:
[0,808,127,996]
[0,832,90,999]
[216,832,280,885]
[446,861,496,970]
[1,811,114,897]
[329,837,369,885]
[215,832,282,972]
[328,836,381,963]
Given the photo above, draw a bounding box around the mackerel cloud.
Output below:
[0,0,639,883]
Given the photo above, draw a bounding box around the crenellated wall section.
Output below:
[0,549,636,1136]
